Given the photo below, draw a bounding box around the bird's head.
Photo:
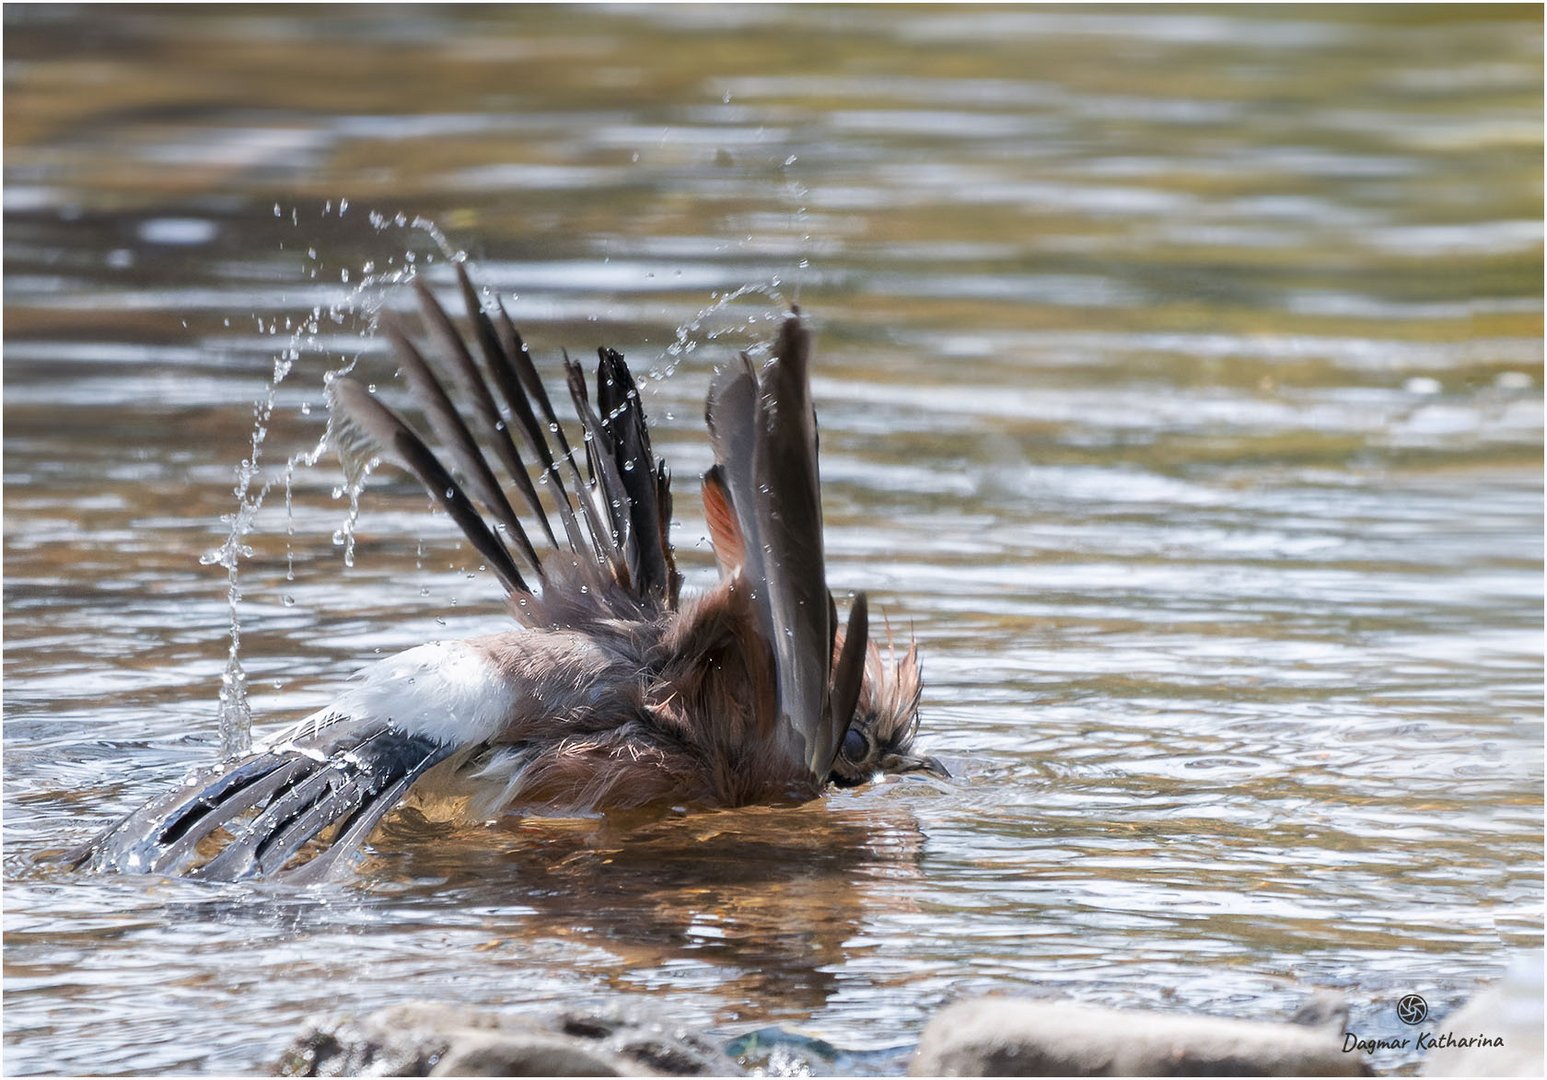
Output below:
[829,631,947,787]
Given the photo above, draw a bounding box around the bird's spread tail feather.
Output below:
[86,721,450,881]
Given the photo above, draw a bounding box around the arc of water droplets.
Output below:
[200,206,457,757]
[645,279,790,385]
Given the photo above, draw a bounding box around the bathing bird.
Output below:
[84,267,943,881]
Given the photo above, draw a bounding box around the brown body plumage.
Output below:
[82,267,942,881]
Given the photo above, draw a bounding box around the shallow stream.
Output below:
[4,6,1542,1075]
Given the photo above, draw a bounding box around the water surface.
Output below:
[4,5,1542,1076]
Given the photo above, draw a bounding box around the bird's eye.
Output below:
[842,727,867,761]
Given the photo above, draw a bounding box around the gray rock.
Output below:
[1424,951,1544,1077]
[428,1032,635,1077]
[1289,990,1351,1034]
[910,997,1369,1077]
[278,1003,464,1077]
[277,1000,737,1077]
[553,1002,733,1076]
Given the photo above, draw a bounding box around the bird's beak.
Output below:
[884,753,950,780]
[916,755,950,779]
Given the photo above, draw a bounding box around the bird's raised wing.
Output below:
[329,265,681,625]
[703,314,870,783]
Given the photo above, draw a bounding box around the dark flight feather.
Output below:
[468,285,591,561]
[829,591,870,766]
[563,354,635,585]
[425,272,558,548]
[330,377,530,598]
[704,316,840,780]
[596,348,677,606]
[387,323,542,574]
[494,309,617,570]
[752,316,836,779]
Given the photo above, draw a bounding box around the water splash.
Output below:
[647,279,790,383]
[200,205,459,757]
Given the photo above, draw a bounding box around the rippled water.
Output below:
[4,6,1542,1076]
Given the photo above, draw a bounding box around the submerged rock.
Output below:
[276,1000,736,1077]
[909,996,1368,1077]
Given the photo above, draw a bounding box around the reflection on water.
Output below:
[4,5,1542,1077]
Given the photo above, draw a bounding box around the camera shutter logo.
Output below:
[1396,994,1428,1026]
